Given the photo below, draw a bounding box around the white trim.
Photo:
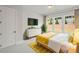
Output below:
[0,43,15,49]
[0,40,25,49]
[15,40,25,45]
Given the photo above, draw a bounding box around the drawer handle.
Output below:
[0,33,2,35]
[0,21,2,24]
[13,31,16,33]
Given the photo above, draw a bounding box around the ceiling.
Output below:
[5,5,78,15]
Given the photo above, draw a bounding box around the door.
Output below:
[0,6,7,48]
[0,6,16,48]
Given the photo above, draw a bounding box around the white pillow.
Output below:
[53,32,70,42]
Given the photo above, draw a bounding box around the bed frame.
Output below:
[37,40,79,53]
[36,40,66,53]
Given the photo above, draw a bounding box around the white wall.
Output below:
[15,8,24,44]
[22,9,43,33]
[4,6,43,44]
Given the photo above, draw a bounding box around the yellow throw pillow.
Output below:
[68,35,73,43]
[67,32,74,43]
[73,29,79,45]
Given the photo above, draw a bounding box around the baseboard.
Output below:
[0,40,25,50]
[15,40,25,45]
[0,43,15,50]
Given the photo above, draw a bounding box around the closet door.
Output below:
[5,7,16,47]
[0,6,7,48]
[0,6,16,48]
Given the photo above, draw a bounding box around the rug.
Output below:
[29,42,52,53]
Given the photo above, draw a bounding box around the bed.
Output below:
[36,32,79,53]
[36,32,56,45]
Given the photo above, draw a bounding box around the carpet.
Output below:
[29,42,52,53]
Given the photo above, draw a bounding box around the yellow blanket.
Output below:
[36,32,56,45]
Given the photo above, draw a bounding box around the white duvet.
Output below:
[48,32,75,53]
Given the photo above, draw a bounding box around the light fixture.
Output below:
[48,5,52,9]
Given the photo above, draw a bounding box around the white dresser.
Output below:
[27,28,41,37]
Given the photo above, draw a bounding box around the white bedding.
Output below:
[48,33,75,53]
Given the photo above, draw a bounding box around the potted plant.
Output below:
[41,24,47,33]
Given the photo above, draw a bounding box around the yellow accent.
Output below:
[29,42,51,53]
[29,42,76,53]
[68,33,73,43]
[73,29,79,45]
[68,48,76,53]
[36,32,56,45]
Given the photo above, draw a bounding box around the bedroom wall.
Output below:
[9,6,43,43]
[74,9,79,28]
[7,6,43,44]
[22,9,43,33]
[0,6,43,46]
[15,8,23,44]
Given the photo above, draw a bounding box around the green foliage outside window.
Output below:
[65,19,67,24]
[55,17,62,24]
